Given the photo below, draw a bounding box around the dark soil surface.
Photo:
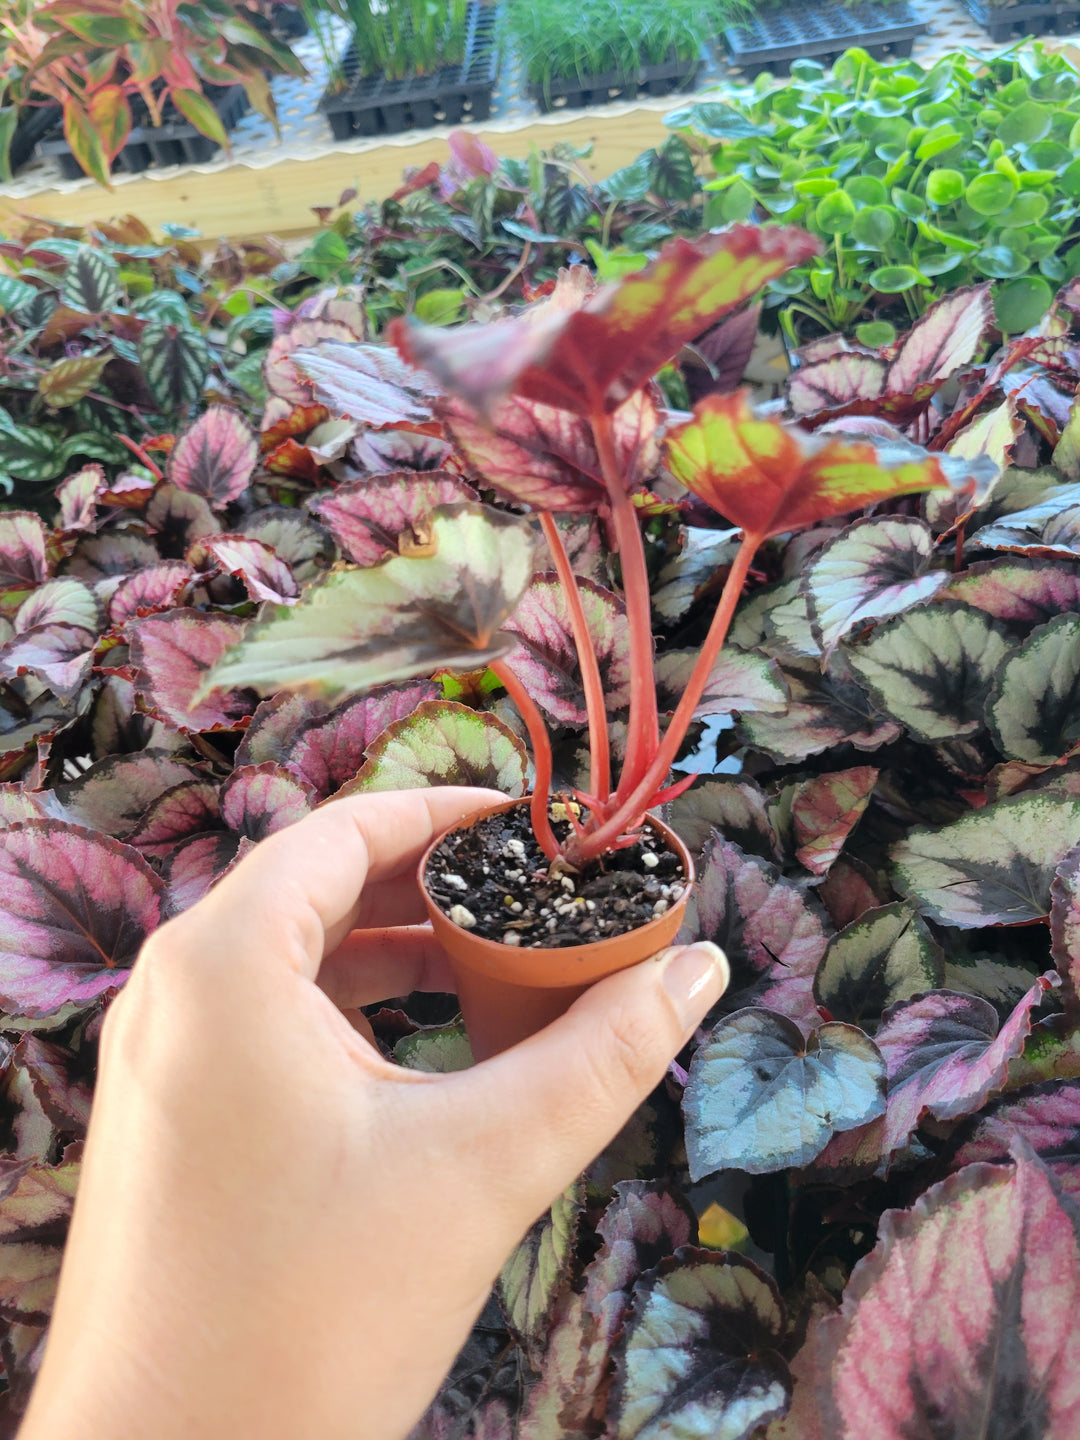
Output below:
[425,804,687,949]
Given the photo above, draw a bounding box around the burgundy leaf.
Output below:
[283,681,438,797]
[144,484,219,556]
[235,691,331,768]
[49,750,206,836]
[264,321,360,405]
[163,830,243,912]
[948,1081,1080,1198]
[0,625,96,700]
[790,766,878,877]
[124,780,223,859]
[503,574,630,724]
[291,338,444,432]
[0,820,164,1016]
[108,562,194,625]
[195,535,299,606]
[129,609,255,733]
[219,762,315,842]
[0,514,49,611]
[819,856,893,931]
[166,405,258,506]
[54,465,105,532]
[309,471,475,566]
[683,304,762,404]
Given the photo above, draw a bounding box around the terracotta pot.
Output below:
[418,796,695,1060]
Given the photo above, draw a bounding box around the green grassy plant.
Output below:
[305,0,469,84]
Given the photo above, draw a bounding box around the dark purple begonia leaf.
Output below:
[282,681,438,797]
[66,529,159,586]
[167,406,258,507]
[0,624,96,701]
[893,792,1080,927]
[235,691,331,768]
[790,766,877,877]
[124,780,223,859]
[219,762,315,842]
[1,1053,55,1165]
[498,1179,583,1366]
[442,387,660,513]
[108,562,194,626]
[1051,840,1080,1011]
[15,578,101,636]
[666,777,780,865]
[163,830,244,912]
[654,646,787,721]
[688,835,829,1032]
[504,574,630,724]
[683,1009,886,1178]
[0,785,46,829]
[264,322,361,406]
[819,1150,1080,1439]
[48,750,204,836]
[0,820,164,1015]
[54,464,105,533]
[813,902,945,1028]
[16,1035,92,1136]
[683,304,762,404]
[947,1081,1080,1198]
[803,517,949,657]
[240,509,334,584]
[947,556,1080,623]
[348,427,451,475]
[610,1249,792,1440]
[194,535,299,607]
[986,613,1080,765]
[739,656,901,763]
[292,339,445,432]
[129,609,255,733]
[144,483,219,558]
[0,514,49,611]
[342,701,528,796]
[843,602,1012,745]
[309,471,475,566]
[819,855,891,932]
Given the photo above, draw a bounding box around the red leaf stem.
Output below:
[491,658,560,861]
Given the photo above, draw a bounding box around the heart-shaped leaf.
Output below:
[54,466,105,533]
[340,701,527,795]
[814,902,945,1027]
[886,284,995,395]
[291,339,444,430]
[986,613,1080,764]
[282,682,438,797]
[15,579,101,636]
[166,405,258,506]
[309,471,474,565]
[264,322,360,406]
[125,780,222,859]
[236,692,330,768]
[49,751,205,836]
[666,778,779,865]
[108,562,193,625]
[68,530,159,585]
[145,484,218,555]
[241,510,332,583]
[740,657,901,763]
[684,1009,886,1177]
[138,320,210,412]
[164,831,247,912]
[130,610,255,733]
[790,767,878,877]
[61,246,120,316]
[505,575,630,724]
[0,625,96,700]
[787,352,889,419]
[219,762,315,842]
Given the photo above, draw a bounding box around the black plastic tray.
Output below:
[961,0,1080,41]
[38,84,249,179]
[725,1,927,79]
[528,51,702,114]
[322,1,496,139]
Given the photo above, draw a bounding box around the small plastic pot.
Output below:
[418,796,695,1060]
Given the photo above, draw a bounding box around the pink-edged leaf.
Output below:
[391,227,821,417]
[443,387,660,513]
[129,610,255,733]
[219,762,315,842]
[54,464,105,532]
[0,785,46,830]
[290,340,444,435]
[309,470,475,565]
[194,535,299,606]
[986,612,1080,765]
[240,509,333,583]
[654,645,787,720]
[163,830,242,912]
[108,562,194,625]
[740,656,901,763]
[819,1151,1080,1438]
[66,529,158,585]
[282,681,438,797]
[790,766,878,877]
[49,750,206,836]
[947,1080,1080,1198]
[684,1009,886,1177]
[947,556,1080,623]
[15,578,101,635]
[1051,840,1080,1008]
[16,1035,92,1136]
[0,820,165,1016]
[166,405,258,506]
[144,483,219,555]
[0,514,49,611]
[0,625,96,700]
[885,283,995,395]
[788,354,887,419]
[264,321,360,405]
[503,574,630,724]
[689,834,829,1033]
[342,701,528,796]
[349,427,451,474]
[124,780,222,860]
[235,691,331,767]
[813,902,945,1029]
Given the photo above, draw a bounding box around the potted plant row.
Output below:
[723,0,928,81]
[960,0,1080,45]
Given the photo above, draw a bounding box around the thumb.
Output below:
[449,941,728,1228]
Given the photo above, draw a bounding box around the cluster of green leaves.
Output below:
[672,43,1080,342]
[307,0,469,84]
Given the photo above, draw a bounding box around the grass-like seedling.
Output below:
[304,0,469,84]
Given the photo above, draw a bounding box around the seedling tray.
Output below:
[322,1,496,139]
[961,0,1080,41]
[38,85,249,179]
[528,51,703,114]
[725,1,927,79]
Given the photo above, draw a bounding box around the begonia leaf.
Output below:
[790,766,878,877]
[611,1250,792,1440]
[202,505,534,701]
[241,509,333,583]
[947,557,1080,623]
[942,952,1039,1014]
[196,535,299,607]
[740,657,901,763]
[893,792,1080,927]
[947,1081,1080,1198]
[684,1009,885,1178]
[219,762,315,841]
[67,530,158,585]
[236,692,330,767]
[885,283,995,395]
[666,778,779,865]
[762,584,820,662]
[0,820,164,1015]
[0,785,45,830]
[391,227,820,417]
[654,647,787,721]
[803,517,949,656]
[282,682,438,797]
[394,1022,472,1073]
[843,602,1011,744]
[819,855,891,932]
[504,574,629,724]
[309,471,474,566]
[54,466,105,533]
[108,562,193,625]
[292,339,444,432]
[16,1035,92,1135]
[144,484,219,556]
[944,396,1023,483]
[442,388,660,512]
[819,1152,1080,1437]
[166,405,258,506]
[814,902,945,1027]
[666,392,946,540]
[124,780,222,859]
[129,609,255,733]
[163,831,246,913]
[519,1291,595,1440]
[691,835,829,1032]
[0,624,96,700]
[652,529,740,623]
[264,322,359,405]
[49,751,205,837]
[787,353,888,419]
[986,613,1080,764]
[969,482,1080,556]
[348,427,451,474]
[499,1180,583,1365]
[0,515,48,612]
[1051,841,1080,1009]
[341,701,527,796]
[15,578,101,636]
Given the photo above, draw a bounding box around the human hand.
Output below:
[19,788,728,1440]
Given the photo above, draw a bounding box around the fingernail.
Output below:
[658,943,729,1033]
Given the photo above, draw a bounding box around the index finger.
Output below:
[173,787,505,980]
